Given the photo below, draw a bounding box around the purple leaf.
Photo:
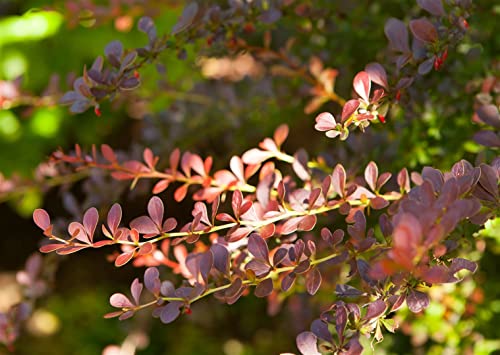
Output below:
[120,77,140,90]
[311,319,332,343]
[417,0,445,16]
[476,104,500,128]
[473,131,500,148]
[418,57,434,75]
[306,268,322,295]
[406,289,429,313]
[171,2,199,35]
[105,40,123,59]
[296,332,320,355]
[160,302,181,324]
[144,267,161,295]
[211,244,230,275]
[59,91,80,105]
[409,18,438,43]
[273,248,288,266]
[385,18,410,53]
[248,234,270,262]
[450,258,477,274]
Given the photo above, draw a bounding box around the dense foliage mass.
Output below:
[0,0,499,354]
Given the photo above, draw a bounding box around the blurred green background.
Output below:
[0,0,499,354]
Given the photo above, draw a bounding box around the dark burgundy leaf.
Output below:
[306,268,322,295]
[343,336,363,355]
[130,216,158,235]
[364,299,387,321]
[406,289,429,313]
[273,248,288,266]
[450,258,477,274]
[295,260,311,274]
[370,196,389,209]
[335,284,364,298]
[281,272,296,291]
[225,278,244,305]
[296,332,320,355]
[245,259,271,277]
[227,227,253,243]
[248,234,269,261]
[335,304,347,343]
[254,278,273,298]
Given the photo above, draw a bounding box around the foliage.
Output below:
[0,0,499,354]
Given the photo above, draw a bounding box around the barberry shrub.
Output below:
[1,0,499,353]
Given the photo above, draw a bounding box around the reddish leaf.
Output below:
[353,71,371,103]
[153,179,170,194]
[174,184,189,202]
[273,124,289,147]
[68,222,90,244]
[39,243,66,253]
[33,209,51,230]
[241,148,274,165]
[130,216,158,235]
[298,215,317,231]
[101,144,117,163]
[364,161,378,191]
[314,112,336,131]
[365,62,388,89]
[409,18,438,43]
[227,227,253,243]
[107,203,122,235]
[115,251,134,267]
[143,148,155,168]
[332,164,346,198]
[230,156,245,182]
[341,100,360,123]
[130,278,143,305]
